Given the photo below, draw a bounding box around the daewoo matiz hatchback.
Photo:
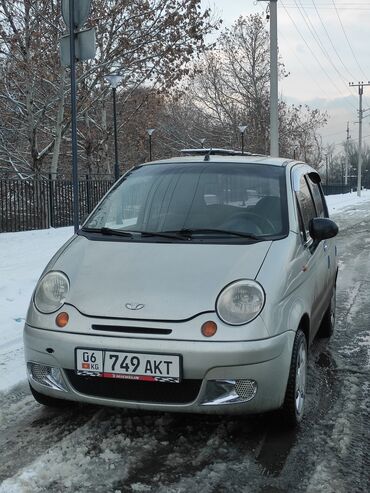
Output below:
[24,150,338,426]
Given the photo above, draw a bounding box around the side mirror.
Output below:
[309,218,338,241]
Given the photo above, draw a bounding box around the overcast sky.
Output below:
[200,0,370,151]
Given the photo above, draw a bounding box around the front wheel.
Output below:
[280,329,307,427]
[318,286,336,338]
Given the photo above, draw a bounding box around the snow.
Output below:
[1,189,370,393]
[0,227,74,391]
[325,189,370,214]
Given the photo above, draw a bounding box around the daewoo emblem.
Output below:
[125,302,145,311]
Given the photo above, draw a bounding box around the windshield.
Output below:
[83,162,288,240]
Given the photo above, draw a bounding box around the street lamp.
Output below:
[105,73,123,181]
[238,125,247,155]
[147,128,155,161]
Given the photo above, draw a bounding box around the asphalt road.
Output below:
[0,204,369,493]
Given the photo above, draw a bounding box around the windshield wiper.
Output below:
[81,227,135,237]
[167,228,262,240]
[82,227,188,240]
[82,226,259,241]
[139,230,188,240]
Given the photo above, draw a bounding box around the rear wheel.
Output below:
[281,329,307,427]
[29,384,75,408]
[318,286,336,338]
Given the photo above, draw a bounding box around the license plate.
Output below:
[75,348,181,383]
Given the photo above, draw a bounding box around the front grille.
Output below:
[65,370,202,404]
[91,325,172,335]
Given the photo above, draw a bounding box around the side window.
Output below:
[307,176,326,218]
[296,175,316,241]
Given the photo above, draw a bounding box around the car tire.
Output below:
[29,384,75,408]
[318,286,336,338]
[280,329,307,427]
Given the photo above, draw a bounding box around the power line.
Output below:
[312,0,370,108]
[322,129,351,138]
[325,134,370,149]
[283,5,370,10]
[280,1,357,110]
[278,30,333,100]
[330,0,370,108]
[311,0,353,81]
[292,0,356,108]
[331,0,369,82]
[284,2,370,8]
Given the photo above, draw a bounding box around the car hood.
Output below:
[52,235,272,321]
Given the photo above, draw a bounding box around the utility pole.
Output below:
[257,1,279,157]
[325,153,328,185]
[68,0,79,232]
[349,82,370,197]
[270,0,279,157]
[61,0,96,232]
[345,121,350,186]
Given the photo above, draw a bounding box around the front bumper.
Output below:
[24,324,295,415]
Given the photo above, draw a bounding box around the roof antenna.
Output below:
[204,148,212,161]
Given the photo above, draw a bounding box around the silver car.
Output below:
[24,151,338,426]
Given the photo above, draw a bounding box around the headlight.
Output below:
[216,280,265,325]
[34,271,70,314]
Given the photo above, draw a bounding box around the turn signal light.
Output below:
[201,321,217,337]
[56,312,69,328]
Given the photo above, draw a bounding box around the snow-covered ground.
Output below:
[325,189,370,213]
[0,227,73,391]
[1,190,370,393]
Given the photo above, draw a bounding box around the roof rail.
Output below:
[180,148,256,157]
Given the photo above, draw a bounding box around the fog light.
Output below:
[56,311,69,328]
[201,379,257,406]
[201,321,217,337]
[27,363,68,392]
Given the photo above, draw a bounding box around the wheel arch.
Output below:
[299,313,310,346]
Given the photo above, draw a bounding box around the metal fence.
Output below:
[322,184,352,196]
[0,176,362,234]
[0,176,113,233]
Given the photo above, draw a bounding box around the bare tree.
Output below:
[158,14,327,163]
[0,0,217,178]
[279,104,327,166]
